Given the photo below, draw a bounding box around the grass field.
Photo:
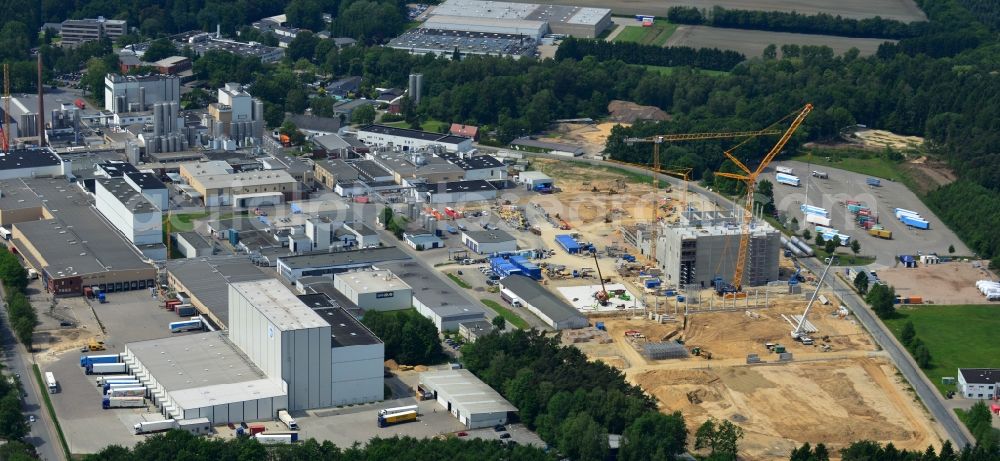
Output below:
[481,299,529,330]
[447,273,472,289]
[790,152,905,182]
[884,305,1000,395]
[613,22,677,46]
[384,119,448,133]
[639,64,728,77]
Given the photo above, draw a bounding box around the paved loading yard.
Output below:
[38,290,210,453]
[770,160,969,266]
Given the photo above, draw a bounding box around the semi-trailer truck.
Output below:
[805,214,831,227]
[96,375,131,386]
[134,419,177,434]
[775,173,800,187]
[80,354,119,367]
[377,410,417,427]
[87,362,127,375]
[103,396,145,409]
[104,380,140,392]
[868,228,892,239]
[255,433,299,444]
[776,166,794,174]
[109,386,146,398]
[278,410,299,430]
[169,319,203,333]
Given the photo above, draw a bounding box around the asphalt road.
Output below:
[512,150,975,448]
[0,288,64,461]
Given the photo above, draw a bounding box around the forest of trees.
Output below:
[666,6,924,39]
[361,310,444,365]
[461,329,687,461]
[555,38,746,71]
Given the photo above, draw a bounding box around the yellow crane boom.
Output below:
[620,129,781,266]
[715,104,813,290]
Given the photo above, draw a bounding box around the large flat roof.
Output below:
[0,179,43,211]
[359,124,469,144]
[463,229,515,244]
[316,306,381,347]
[127,332,285,408]
[500,274,585,326]
[420,368,517,415]
[230,279,328,331]
[166,256,271,327]
[194,170,296,190]
[11,178,151,276]
[335,269,411,294]
[0,147,63,171]
[278,246,410,270]
[375,260,486,319]
[96,178,158,213]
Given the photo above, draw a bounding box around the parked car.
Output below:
[499,433,511,439]
[28,415,35,423]
[494,425,506,432]
[457,432,468,437]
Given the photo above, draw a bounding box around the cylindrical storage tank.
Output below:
[138,87,146,111]
[153,103,164,136]
[168,102,179,133]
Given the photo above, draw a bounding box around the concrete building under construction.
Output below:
[629,211,781,289]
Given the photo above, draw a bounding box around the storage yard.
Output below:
[501,0,927,21]
[875,261,997,305]
[665,26,893,58]
[769,160,970,264]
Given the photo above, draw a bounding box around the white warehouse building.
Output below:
[357,125,473,153]
[228,279,385,410]
[123,332,288,424]
[462,229,517,254]
[419,368,517,429]
[94,178,165,260]
[333,269,413,311]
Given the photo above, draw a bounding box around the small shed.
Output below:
[555,234,581,254]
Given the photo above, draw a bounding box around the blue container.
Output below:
[677,295,685,302]
[645,279,661,288]
[664,289,676,296]
[595,322,606,331]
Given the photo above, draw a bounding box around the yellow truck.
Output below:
[868,228,892,239]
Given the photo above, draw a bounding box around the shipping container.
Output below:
[800,205,830,218]
[900,215,930,229]
[776,166,794,174]
[805,214,831,227]
[80,354,120,368]
[776,173,800,186]
[87,362,127,375]
[248,424,266,436]
[109,386,146,398]
[868,228,892,239]
[103,396,145,409]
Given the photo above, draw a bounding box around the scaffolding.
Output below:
[641,342,689,360]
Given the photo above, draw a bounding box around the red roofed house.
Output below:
[449,124,479,140]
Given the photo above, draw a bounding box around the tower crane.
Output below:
[620,130,781,268]
[714,104,813,293]
[0,64,9,153]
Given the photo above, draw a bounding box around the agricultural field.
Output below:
[503,0,926,21]
[884,305,1000,395]
[612,22,677,46]
[665,26,894,58]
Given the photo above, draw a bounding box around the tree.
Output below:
[142,38,178,62]
[0,249,27,292]
[866,283,896,319]
[802,229,811,240]
[285,0,325,31]
[279,121,306,145]
[755,179,775,214]
[763,44,777,59]
[351,104,376,125]
[814,233,824,247]
[824,238,837,255]
[914,343,932,368]
[789,217,799,232]
[948,244,955,254]
[619,412,688,461]
[695,418,743,460]
[853,271,869,294]
[287,31,320,62]
[900,320,915,347]
[556,413,608,461]
[285,88,308,114]
[850,239,861,255]
[380,206,394,228]
[491,315,506,331]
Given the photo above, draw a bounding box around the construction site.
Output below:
[530,107,944,459]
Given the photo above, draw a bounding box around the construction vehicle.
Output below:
[85,338,106,352]
[789,255,835,342]
[590,249,609,305]
[714,104,813,293]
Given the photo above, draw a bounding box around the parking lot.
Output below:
[771,160,970,266]
[39,290,208,453]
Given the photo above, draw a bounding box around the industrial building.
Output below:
[123,172,169,211]
[459,320,495,342]
[388,28,538,59]
[124,332,287,424]
[651,210,781,288]
[174,31,285,63]
[499,274,588,330]
[0,146,67,180]
[228,279,384,410]
[165,256,272,327]
[206,83,265,147]
[515,171,553,190]
[418,369,517,429]
[404,233,444,250]
[300,297,385,405]
[357,125,473,153]
[957,368,1000,399]
[439,153,507,182]
[377,260,487,331]
[104,74,181,114]
[429,0,611,38]
[94,178,164,260]
[333,269,413,311]
[419,180,498,204]
[173,232,214,258]
[178,161,297,207]
[7,178,156,296]
[59,17,127,46]
[462,229,517,254]
[276,246,410,283]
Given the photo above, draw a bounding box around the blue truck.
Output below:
[80,354,120,368]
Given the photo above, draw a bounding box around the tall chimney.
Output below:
[36,53,45,147]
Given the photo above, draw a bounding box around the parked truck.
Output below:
[378,410,417,428]
[169,319,203,333]
[176,305,196,317]
[775,173,800,187]
[278,410,299,430]
[868,228,892,239]
[102,396,145,409]
[134,419,176,434]
[177,418,211,435]
[866,177,881,187]
[776,166,794,174]
[811,170,828,179]
[805,214,831,227]
[87,362,127,375]
[80,354,119,368]
[255,433,299,444]
[104,380,141,393]
[109,386,146,398]
[95,375,131,386]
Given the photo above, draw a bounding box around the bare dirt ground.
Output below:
[541,122,623,157]
[876,261,996,305]
[901,156,957,193]
[666,25,893,58]
[500,0,926,21]
[607,100,670,123]
[634,358,939,459]
[853,128,925,150]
